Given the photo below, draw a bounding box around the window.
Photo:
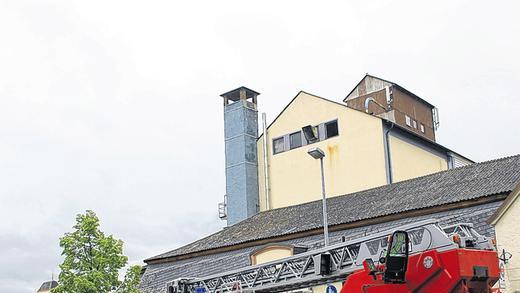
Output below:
[420,124,425,133]
[273,119,339,155]
[273,137,285,154]
[325,120,339,138]
[302,125,319,144]
[405,115,411,127]
[250,245,293,265]
[289,132,302,149]
[412,120,417,129]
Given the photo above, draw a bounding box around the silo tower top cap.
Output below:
[220,86,260,102]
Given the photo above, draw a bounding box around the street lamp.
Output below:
[307,147,329,247]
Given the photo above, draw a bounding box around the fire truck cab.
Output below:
[341,229,500,293]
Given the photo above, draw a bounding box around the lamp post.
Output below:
[307,147,329,247]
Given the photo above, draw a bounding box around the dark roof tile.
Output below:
[146,155,520,262]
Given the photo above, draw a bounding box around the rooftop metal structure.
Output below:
[220,87,260,226]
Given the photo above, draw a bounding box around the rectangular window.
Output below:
[289,132,302,149]
[303,125,319,144]
[405,115,411,127]
[420,124,425,133]
[412,120,417,129]
[273,137,285,154]
[325,120,339,138]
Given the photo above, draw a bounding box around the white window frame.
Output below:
[324,120,339,139]
[405,115,411,127]
[289,131,303,150]
[420,124,425,133]
[273,137,285,154]
[272,118,339,155]
[304,125,320,144]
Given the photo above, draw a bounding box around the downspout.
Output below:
[262,113,270,210]
[385,86,392,104]
[364,97,376,113]
[364,97,387,113]
[383,122,395,184]
[447,152,454,169]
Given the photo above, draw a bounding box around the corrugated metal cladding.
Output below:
[452,153,473,168]
[224,99,259,226]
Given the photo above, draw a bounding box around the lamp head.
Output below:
[307,147,325,159]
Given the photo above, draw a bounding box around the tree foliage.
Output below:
[53,210,141,293]
[115,265,142,293]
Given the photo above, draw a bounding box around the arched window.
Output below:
[250,244,293,265]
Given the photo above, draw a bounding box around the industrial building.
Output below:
[140,76,520,292]
[221,75,472,225]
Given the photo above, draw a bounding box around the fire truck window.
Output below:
[389,233,407,256]
[408,228,424,245]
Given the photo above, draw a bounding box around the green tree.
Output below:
[115,265,142,293]
[53,210,141,293]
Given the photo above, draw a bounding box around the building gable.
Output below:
[345,74,393,101]
[259,91,381,139]
[257,91,388,211]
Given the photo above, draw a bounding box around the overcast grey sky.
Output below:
[0,0,519,292]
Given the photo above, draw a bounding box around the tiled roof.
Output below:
[146,155,520,262]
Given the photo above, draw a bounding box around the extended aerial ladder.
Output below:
[166,219,499,293]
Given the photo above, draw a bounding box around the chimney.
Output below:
[220,87,260,226]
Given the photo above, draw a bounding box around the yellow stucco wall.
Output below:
[388,135,448,182]
[257,92,388,211]
[251,247,293,265]
[494,195,520,292]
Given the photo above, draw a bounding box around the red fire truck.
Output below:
[340,228,500,292]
